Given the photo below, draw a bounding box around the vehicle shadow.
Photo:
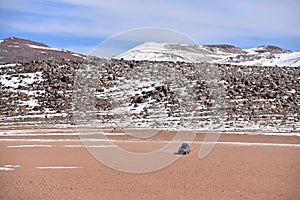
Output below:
[174,152,186,155]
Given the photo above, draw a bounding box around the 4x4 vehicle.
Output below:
[178,142,191,155]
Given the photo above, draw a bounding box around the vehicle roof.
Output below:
[181,142,189,147]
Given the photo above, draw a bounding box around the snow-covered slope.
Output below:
[117,42,214,63]
[117,42,300,67]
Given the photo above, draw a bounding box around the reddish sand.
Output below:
[0,129,300,200]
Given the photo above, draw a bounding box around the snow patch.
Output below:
[0,63,20,68]
[0,71,43,88]
[6,113,68,120]
[72,53,83,58]
[0,167,14,171]
[0,164,20,171]
[19,99,40,108]
[26,44,63,51]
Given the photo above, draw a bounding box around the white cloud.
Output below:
[1,0,299,48]
[50,0,300,37]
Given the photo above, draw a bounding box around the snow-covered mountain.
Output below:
[0,37,85,64]
[117,42,300,67]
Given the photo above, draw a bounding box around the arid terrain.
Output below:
[0,127,299,200]
[1,37,300,199]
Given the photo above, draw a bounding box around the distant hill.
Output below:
[0,37,85,64]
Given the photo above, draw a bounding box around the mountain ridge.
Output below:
[1,37,299,67]
[116,42,300,67]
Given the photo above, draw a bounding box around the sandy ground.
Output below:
[0,128,300,200]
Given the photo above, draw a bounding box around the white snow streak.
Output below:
[26,44,64,51]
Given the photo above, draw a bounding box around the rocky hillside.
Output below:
[1,59,299,132]
[0,37,85,64]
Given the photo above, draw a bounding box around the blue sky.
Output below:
[0,0,300,54]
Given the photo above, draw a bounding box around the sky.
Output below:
[0,0,300,54]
